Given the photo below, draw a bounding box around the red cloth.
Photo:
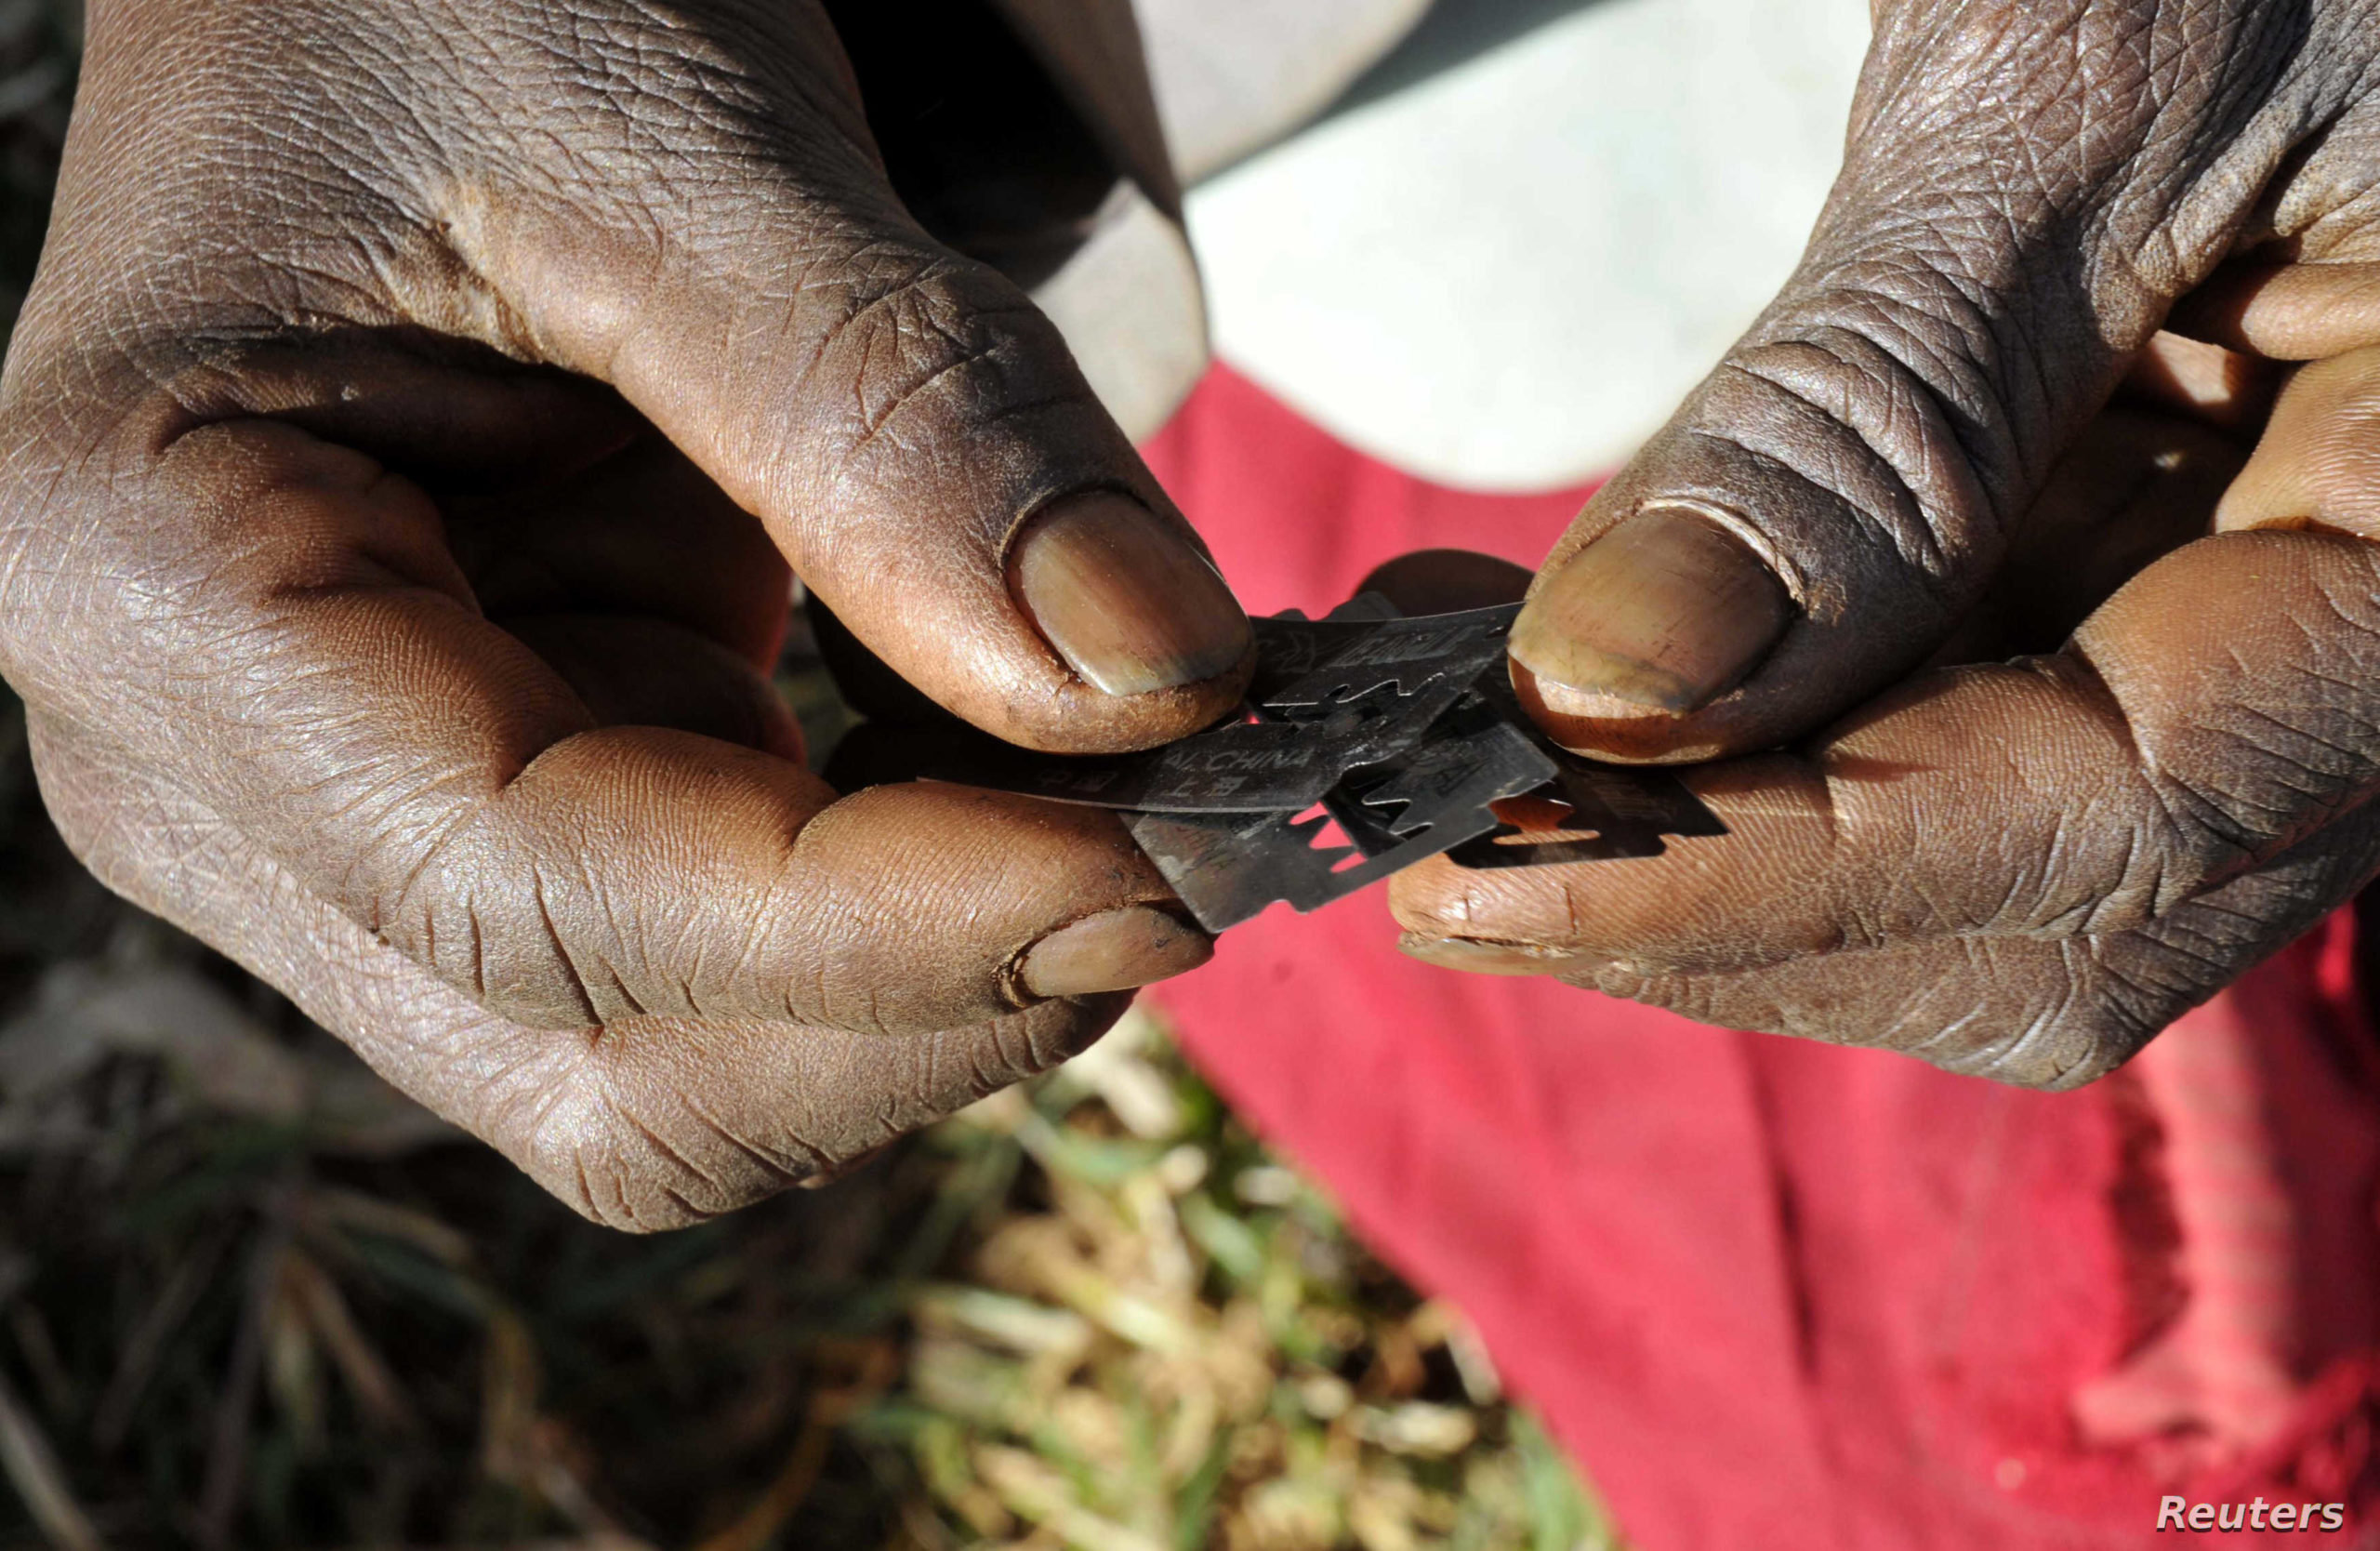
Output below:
[1142,366,2380,1549]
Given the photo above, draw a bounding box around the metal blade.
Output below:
[919,603,1514,813]
[1249,603,1520,715]
[1442,674,1726,869]
[1129,700,1558,932]
[908,592,1729,924]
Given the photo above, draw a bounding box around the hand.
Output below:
[0,0,1251,1226]
[1393,0,2380,1088]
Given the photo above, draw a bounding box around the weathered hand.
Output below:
[1394,0,2380,1087]
[0,0,1250,1226]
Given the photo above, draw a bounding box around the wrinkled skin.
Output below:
[1395,0,2380,1088]
[20,0,2380,1233]
[0,0,1252,1229]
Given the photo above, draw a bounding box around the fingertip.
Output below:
[2215,345,2380,539]
[2169,259,2380,363]
[1356,549,1533,614]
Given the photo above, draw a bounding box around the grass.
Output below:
[0,900,1626,1548]
[0,5,1625,1545]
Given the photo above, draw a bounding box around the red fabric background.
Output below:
[1141,365,2380,1549]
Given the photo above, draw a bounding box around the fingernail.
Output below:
[1509,506,1792,715]
[1020,905,1214,999]
[1010,493,1252,696]
[1396,934,1591,977]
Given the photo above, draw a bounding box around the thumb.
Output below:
[1507,0,2337,762]
[440,29,1250,755]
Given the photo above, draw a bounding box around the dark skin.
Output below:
[0,0,1253,1230]
[1395,0,2380,1087]
[10,0,2380,1226]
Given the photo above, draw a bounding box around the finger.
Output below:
[1397,526,2380,980]
[811,534,1479,733]
[2172,260,2380,363]
[32,421,1209,1036]
[1503,2,2332,763]
[2216,344,2380,537]
[811,547,1540,759]
[27,714,1124,1231]
[1567,801,2380,1088]
[444,17,1251,753]
[1355,550,1534,615]
[2111,331,2278,435]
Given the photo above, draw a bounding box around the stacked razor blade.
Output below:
[931,595,1726,932]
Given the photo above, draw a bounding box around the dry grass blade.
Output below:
[197,1206,292,1551]
[0,1362,105,1551]
[476,1310,542,1496]
[857,1009,1626,1551]
[974,1446,1168,1551]
[300,1186,474,1268]
[694,1341,900,1551]
[284,1246,417,1435]
[89,1233,224,1451]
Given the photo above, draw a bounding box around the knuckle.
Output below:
[1933,815,2377,1089]
[1828,938,2133,1084]
[2141,756,2309,878]
[1945,954,2165,1092]
[1714,312,1998,590]
[2017,791,2225,938]
[1884,920,2254,1091]
[2133,709,2380,888]
[1593,934,2175,1091]
[804,252,1080,470]
[403,858,652,1033]
[496,1037,820,1233]
[487,1004,1114,1232]
[893,1001,1122,1121]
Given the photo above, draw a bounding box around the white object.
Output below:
[1131,0,1435,182]
[1032,181,1211,444]
[1181,0,1872,491]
